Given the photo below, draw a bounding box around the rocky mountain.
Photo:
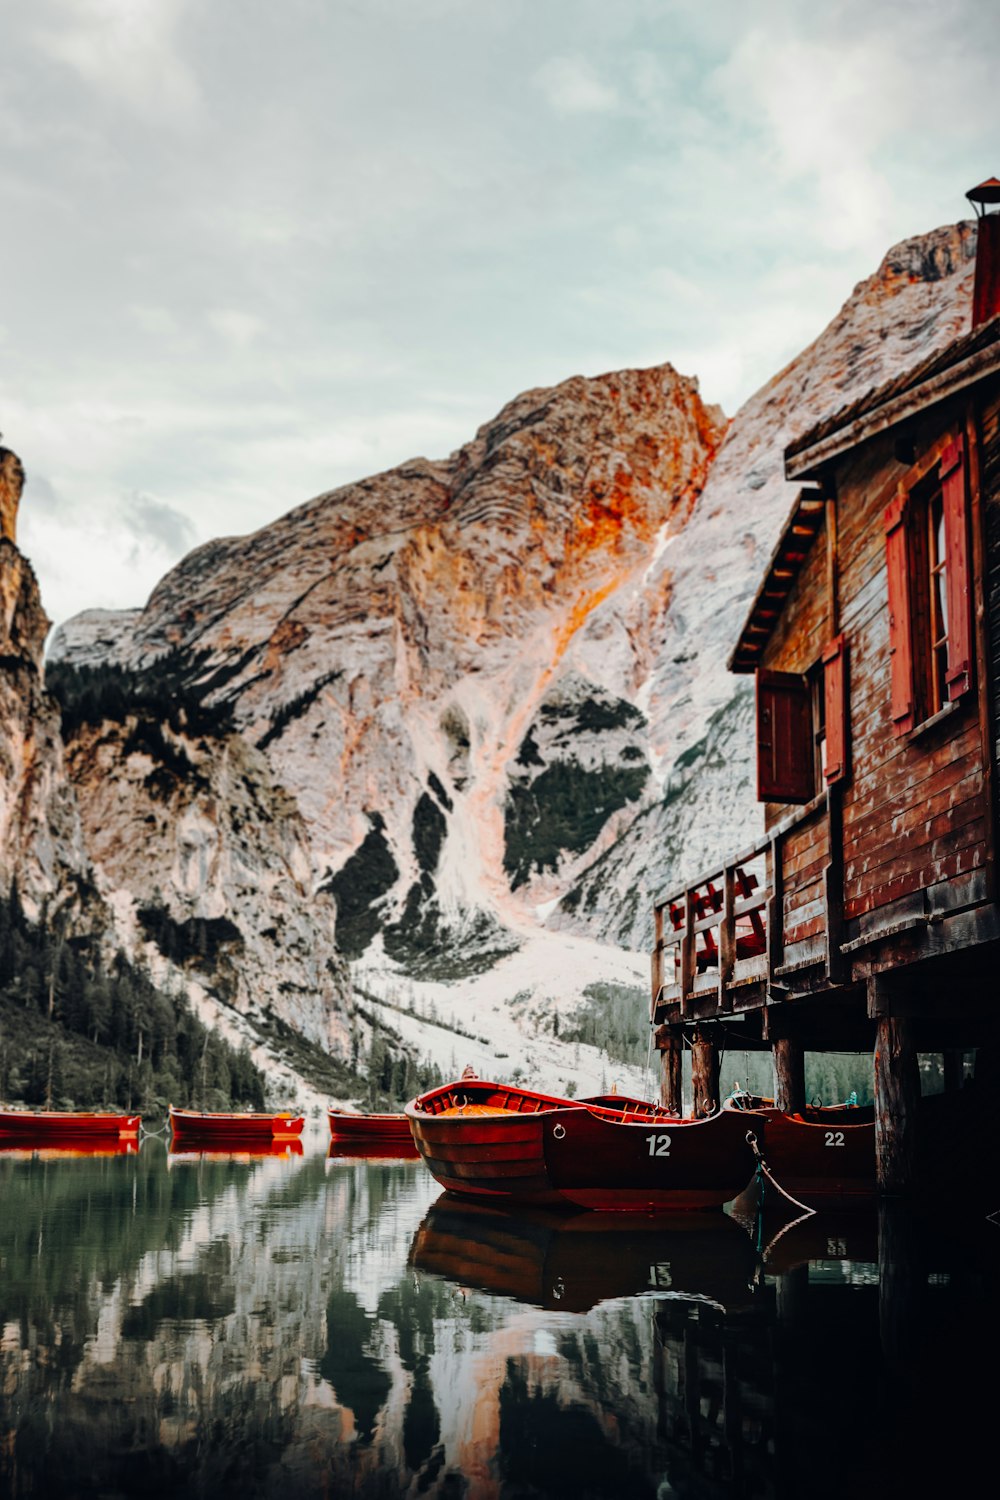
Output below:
[50,364,726,987]
[23,217,980,1083]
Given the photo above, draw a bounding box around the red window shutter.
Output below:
[940,436,973,700]
[823,634,849,784]
[756,670,814,804]
[884,490,915,736]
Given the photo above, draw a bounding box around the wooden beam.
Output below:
[785,339,1000,480]
[679,889,696,1020]
[824,783,846,984]
[766,834,784,996]
[719,866,736,1013]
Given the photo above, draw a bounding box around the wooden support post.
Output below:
[824,784,846,984]
[654,1025,683,1115]
[651,903,664,1018]
[873,1010,920,1195]
[719,866,736,1013]
[772,1037,805,1113]
[679,889,696,1018]
[691,1029,720,1118]
[766,835,784,994]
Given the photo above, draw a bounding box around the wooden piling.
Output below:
[873,1012,920,1194]
[654,1025,683,1115]
[691,1030,720,1118]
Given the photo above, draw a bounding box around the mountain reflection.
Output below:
[0,1143,996,1498]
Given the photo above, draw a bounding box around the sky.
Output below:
[2,0,999,629]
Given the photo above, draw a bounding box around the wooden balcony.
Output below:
[651,793,842,1024]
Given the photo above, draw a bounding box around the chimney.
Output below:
[967,177,1000,329]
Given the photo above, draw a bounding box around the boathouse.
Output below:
[650,181,1000,1191]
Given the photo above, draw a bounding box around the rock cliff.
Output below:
[0,444,89,918]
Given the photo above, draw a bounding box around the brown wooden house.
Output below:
[650,182,1000,1190]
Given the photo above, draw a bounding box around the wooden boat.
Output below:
[724,1094,875,1204]
[409,1195,758,1313]
[405,1079,757,1211]
[168,1106,304,1144]
[0,1108,140,1141]
[327,1105,414,1147]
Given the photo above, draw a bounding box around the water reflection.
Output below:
[0,1139,995,1498]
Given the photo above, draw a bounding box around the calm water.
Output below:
[0,1128,996,1500]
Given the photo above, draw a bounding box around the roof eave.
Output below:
[786,336,1000,482]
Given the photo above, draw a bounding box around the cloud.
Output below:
[534,56,620,116]
[32,0,200,124]
[121,490,197,558]
[207,309,265,350]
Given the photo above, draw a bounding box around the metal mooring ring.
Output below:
[552,1123,566,1140]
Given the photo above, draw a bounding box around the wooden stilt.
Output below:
[654,1025,683,1114]
[873,1011,920,1195]
[772,1037,805,1113]
[691,1030,720,1118]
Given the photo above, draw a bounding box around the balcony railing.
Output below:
[651,793,838,1021]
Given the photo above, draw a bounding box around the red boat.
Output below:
[168,1106,305,1144]
[405,1079,755,1211]
[327,1106,414,1146]
[0,1108,140,1142]
[724,1094,875,1205]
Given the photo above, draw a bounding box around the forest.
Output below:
[0,883,265,1115]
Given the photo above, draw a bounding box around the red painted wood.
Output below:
[756,669,814,802]
[884,490,915,735]
[940,436,973,701]
[972,211,1000,326]
[823,633,849,782]
[0,1108,141,1140]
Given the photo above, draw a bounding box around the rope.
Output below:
[745,1129,817,1217]
[642,1025,654,1103]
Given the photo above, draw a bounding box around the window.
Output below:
[884,436,972,737]
[755,640,849,804]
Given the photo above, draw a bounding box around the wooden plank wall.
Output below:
[781,808,830,963]
[836,417,988,920]
[983,388,1000,762]
[761,399,992,934]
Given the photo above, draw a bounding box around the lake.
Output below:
[0,1127,995,1499]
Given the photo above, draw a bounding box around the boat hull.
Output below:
[327,1108,414,1146]
[542,1105,761,1211]
[725,1099,875,1204]
[0,1109,140,1141]
[168,1107,304,1144]
[406,1080,755,1211]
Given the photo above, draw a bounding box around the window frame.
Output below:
[884,434,973,739]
